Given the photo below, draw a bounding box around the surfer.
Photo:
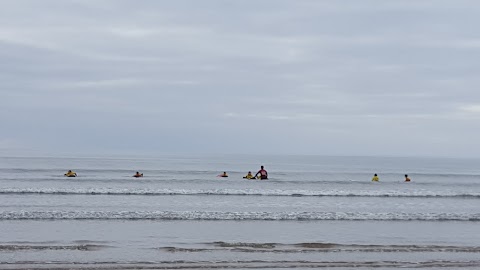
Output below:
[218,172,228,177]
[404,174,411,182]
[371,173,379,182]
[243,171,255,179]
[133,171,143,178]
[255,166,268,180]
[64,170,77,177]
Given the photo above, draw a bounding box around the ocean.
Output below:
[0,154,479,269]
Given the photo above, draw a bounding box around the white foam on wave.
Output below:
[0,211,478,221]
[0,188,479,198]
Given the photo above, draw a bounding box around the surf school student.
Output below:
[243,171,255,179]
[218,172,228,177]
[133,171,143,178]
[64,170,77,177]
[404,174,411,182]
[255,166,268,180]
[371,174,379,182]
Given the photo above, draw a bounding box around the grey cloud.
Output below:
[1,0,480,156]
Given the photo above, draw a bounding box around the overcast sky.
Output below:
[1,0,480,157]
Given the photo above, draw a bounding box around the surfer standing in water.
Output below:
[255,165,268,180]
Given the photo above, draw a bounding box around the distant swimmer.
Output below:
[372,173,379,182]
[64,170,77,177]
[404,174,411,182]
[255,165,268,180]
[133,171,143,178]
[243,171,255,179]
[218,172,228,177]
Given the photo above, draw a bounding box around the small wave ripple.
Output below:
[160,241,480,253]
[1,211,479,221]
[2,260,480,269]
[0,244,105,251]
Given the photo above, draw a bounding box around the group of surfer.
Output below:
[63,165,269,180]
[65,168,411,182]
[245,165,268,179]
[218,166,268,180]
[65,170,143,178]
[372,174,411,182]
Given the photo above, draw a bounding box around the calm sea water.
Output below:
[0,154,479,269]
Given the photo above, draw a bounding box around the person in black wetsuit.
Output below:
[255,165,268,180]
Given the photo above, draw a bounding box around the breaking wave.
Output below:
[1,211,479,221]
[1,188,479,198]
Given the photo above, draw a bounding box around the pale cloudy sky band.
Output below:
[0,0,479,157]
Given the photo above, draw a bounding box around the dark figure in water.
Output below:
[405,174,411,182]
[133,172,143,178]
[64,170,77,177]
[255,165,268,180]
